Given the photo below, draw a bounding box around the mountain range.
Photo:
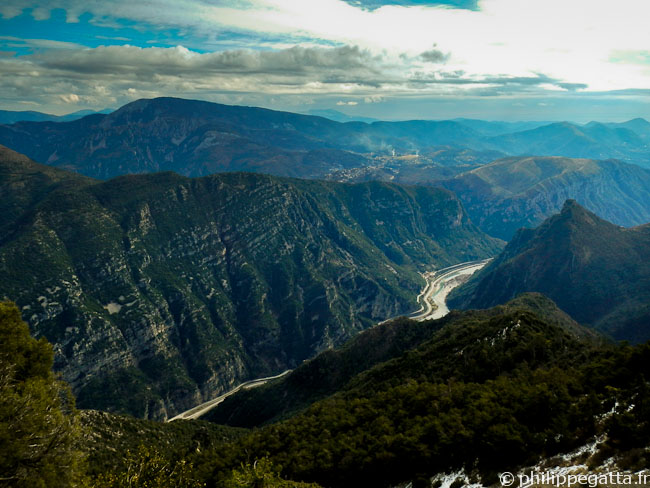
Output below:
[2,96,650,487]
[449,200,650,342]
[0,144,500,419]
[1,97,649,186]
[1,97,649,244]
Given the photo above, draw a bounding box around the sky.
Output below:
[1,0,650,121]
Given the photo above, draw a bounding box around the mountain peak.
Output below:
[522,199,618,242]
[626,117,650,125]
[555,199,607,228]
[560,198,581,213]
[449,199,650,343]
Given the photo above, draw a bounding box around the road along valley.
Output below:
[170,259,491,421]
[168,370,291,422]
[409,258,492,321]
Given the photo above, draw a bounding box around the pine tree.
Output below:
[0,301,84,487]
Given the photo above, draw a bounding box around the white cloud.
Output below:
[1,0,649,116]
[0,39,641,116]
[2,42,589,102]
[364,95,384,103]
[59,93,80,103]
[5,0,650,93]
[0,4,23,19]
[0,43,396,112]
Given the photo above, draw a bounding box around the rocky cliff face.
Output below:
[0,146,501,419]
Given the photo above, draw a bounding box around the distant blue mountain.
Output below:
[599,118,650,140]
[487,119,650,165]
[306,108,379,123]
[0,108,113,124]
[451,118,552,136]
[58,109,114,121]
